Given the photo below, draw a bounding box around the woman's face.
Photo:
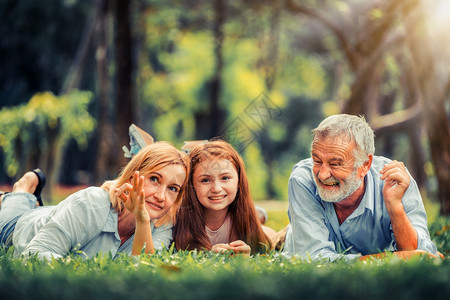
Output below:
[193,158,239,214]
[142,164,186,219]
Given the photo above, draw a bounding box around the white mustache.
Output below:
[320,177,339,185]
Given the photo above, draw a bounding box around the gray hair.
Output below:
[312,114,375,165]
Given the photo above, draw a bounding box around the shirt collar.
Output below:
[351,172,374,218]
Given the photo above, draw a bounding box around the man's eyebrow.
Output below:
[329,158,343,163]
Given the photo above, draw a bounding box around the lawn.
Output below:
[1,187,449,300]
[1,242,449,300]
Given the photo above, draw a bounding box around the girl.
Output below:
[0,142,189,260]
[173,140,272,255]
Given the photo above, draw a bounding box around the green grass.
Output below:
[2,189,449,299]
[0,216,449,300]
[1,246,449,300]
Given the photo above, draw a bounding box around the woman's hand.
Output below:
[116,171,150,223]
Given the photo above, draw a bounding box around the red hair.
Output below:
[173,140,272,254]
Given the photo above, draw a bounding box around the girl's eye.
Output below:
[200,178,210,183]
[222,176,231,181]
[150,176,159,183]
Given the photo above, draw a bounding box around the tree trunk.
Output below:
[401,58,426,190]
[210,0,225,137]
[94,0,114,184]
[402,0,450,215]
[115,0,134,170]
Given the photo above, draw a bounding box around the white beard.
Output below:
[312,167,363,203]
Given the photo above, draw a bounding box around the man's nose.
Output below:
[317,164,331,181]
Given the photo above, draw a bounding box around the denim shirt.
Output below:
[10,187,172,260]
[282,156,437,261]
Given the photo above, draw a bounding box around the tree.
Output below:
[284,0,450,213]
[401,0,450,215]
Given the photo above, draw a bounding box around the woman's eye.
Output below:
[222,176,231,181]
[169,186,179,193]
[150,176,159,183]
[200,178,210,183]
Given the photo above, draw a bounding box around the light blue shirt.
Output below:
[282,156,437,261]
[7,187,172,260]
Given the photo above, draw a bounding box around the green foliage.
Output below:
[0,90,95,176]
[430,216,450,257]
[0,217,448,299]
[1,246,449,300]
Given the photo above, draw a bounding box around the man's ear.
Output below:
[360,154,373,177]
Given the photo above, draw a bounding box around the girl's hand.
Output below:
[211,241,251,256]
[229,240,251,256]
[116,171,150,223]
[211,243,233,254]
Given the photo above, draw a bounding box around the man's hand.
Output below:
[380,160,411,212]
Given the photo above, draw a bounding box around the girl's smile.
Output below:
[193,159,238,213]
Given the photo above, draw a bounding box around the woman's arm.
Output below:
[117,171,155,255]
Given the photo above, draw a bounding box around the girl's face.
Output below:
[142,164,186,219]
[193,158,239,214]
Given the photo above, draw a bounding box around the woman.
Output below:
[0,142,189,260]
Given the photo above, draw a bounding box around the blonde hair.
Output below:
[102,142,189,227]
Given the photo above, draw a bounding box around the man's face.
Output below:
[311,136,366,203]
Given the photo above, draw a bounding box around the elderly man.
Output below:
[282,114,438,261]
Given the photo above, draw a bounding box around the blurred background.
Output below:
[0,0,449,221]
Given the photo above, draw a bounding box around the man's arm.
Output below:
[380,160,436,253]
